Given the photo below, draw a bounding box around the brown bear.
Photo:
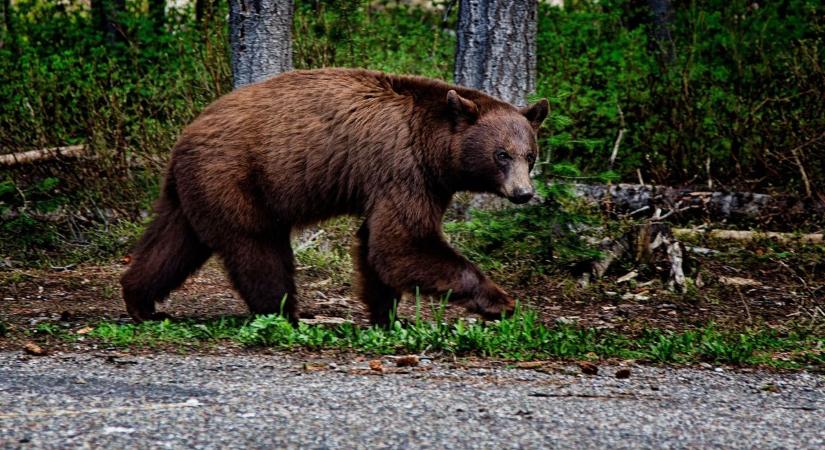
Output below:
[120,68,548,325]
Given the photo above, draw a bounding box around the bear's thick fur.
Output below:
[121,68,548,325]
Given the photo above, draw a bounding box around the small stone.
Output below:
[761,383,781,393]
[614,368,631,379]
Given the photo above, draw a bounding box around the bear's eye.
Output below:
[495,149,511,162]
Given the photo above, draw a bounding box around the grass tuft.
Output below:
[83,306,824,369]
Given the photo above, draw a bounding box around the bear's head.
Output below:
[447,90,548,204]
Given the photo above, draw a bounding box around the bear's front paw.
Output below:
[474,283,515,320]
[126,305,171,323]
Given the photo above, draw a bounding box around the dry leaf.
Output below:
[303,362,327,372]
[23,342,47,356]
[395,355,420,367]
[368,359,384,372]
[578,362,599,376]
[514,361,544,369]
[76,326,94,335]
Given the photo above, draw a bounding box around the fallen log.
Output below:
[673,228,823,244]
[0,145,86,167]
[571,183,823,226]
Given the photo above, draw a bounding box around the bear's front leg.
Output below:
[363,209,515,322]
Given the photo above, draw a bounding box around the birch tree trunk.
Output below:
[454,0,538,106]
[229,0,294,89]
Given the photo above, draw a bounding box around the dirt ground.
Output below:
[1,231,823,352]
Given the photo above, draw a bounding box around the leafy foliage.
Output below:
[0,0,822,263]
[536,0,824,193]
[445,176,603,276]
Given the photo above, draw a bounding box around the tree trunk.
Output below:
[1,0,12,46]
[149,0,165,33]
[196,0,218,24]
[454,0,537,106]
[229,0,294,89]
[91,0,125,44]
[647,0,674,62]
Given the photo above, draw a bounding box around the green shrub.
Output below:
[1,0,822,264]
[536,0,824,193]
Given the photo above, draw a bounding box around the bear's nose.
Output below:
[510,188,534,204]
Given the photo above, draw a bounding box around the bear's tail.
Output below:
[120,170,212,321]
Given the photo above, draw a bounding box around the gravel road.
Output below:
[0,351,822,449]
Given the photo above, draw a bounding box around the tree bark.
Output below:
[229,0,294,89]
[91,0,125,44]
[454,0,537,106]
[148,0,165,33]
[1,0,12,46]
[647,0,674,62]
[196,0,218,24]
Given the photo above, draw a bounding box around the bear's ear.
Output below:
[446,90,479,122]
[520,99,549,131]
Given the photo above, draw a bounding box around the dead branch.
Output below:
[580,222,687,292]
[673,228,823,244]
[0,145,86,167]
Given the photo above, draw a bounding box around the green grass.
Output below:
[79,306,823,369]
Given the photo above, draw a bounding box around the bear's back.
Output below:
[170,69,466,229]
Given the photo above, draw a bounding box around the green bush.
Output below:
[1,0,822,264]
[445,175,605,277]
[536,0,824,193]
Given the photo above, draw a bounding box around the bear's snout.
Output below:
[509,187,534,204]
[500,158,534,204]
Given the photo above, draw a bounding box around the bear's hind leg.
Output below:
[354,223,401,326]
[220,232,298,321]
[120,199,212,321]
